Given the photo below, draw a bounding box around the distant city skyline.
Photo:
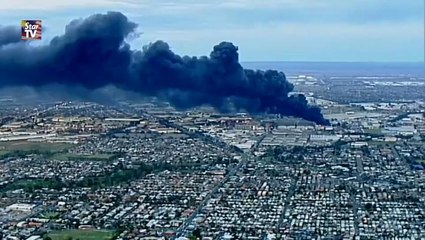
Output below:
[0,0,424,62]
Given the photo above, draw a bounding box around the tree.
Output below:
[365,203,374,212]
[192,227,202,239]
[43,237,52,240]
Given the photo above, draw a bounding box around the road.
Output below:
[173,152,252,239]
[157,117,242,154]
[140,112,260,239]
[277,177,296,230]
[170,130,262,238]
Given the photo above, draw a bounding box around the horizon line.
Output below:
[241,60,425,64]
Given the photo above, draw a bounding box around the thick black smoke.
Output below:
[0,12,329,125]
[0,26,21,46]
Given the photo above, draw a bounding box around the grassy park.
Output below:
[46,229,115,240]
[50,152,115,161]
[0,141,72,152]
[0,140,116,161]
[363,128,382,135]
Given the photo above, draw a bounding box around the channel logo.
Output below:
[21,20,42,40]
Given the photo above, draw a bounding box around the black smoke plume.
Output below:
[0,12,329,125]
[0,26,21,46]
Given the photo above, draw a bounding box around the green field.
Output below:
[367,141,397,146]
[0,141,73,152]
[0,150,10,157]
[1,179,63,192]
[47,230,114,240]
[363,128,382,135]
[51,152,115,161]
[41,211,60,219]
[0,141,116,161]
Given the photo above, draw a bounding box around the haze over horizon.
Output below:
[0,0,423,62]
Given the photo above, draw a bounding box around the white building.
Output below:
[383,126,416,136]
[351,142,368,148]
[5,203,36,212]
[26,236,42,240]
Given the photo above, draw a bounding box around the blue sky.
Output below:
[1,0,424,62]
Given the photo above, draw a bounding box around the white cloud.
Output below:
[145,2,211,16]
[0,0,332,14]
[139,20,424,61]
[0,0,145,10]
[145,20,423,41]
[216,0,330,10]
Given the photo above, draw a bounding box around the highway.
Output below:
[277,178,296,230]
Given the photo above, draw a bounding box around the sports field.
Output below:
[0,141,72,152]
[50,152,115,161]
[46,229,114,240]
